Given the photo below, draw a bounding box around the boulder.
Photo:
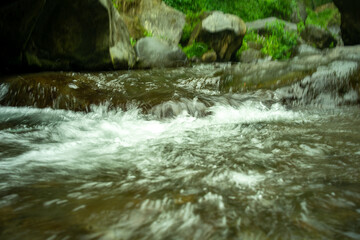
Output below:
[246,17,298,34]
[115,0,185,46]
[201,50,217,63]
[300,24,337,49]
[0,0,135,72]
[333,0,360,45]
[135,37,187,69]
[189,11,246,62]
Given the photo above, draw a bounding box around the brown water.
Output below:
[0,64,360,240]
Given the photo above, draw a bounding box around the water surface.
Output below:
[0,65,360,240]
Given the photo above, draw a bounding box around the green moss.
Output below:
[305,7,341,29]
[182,42,209,59]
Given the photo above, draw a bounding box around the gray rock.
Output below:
[239,49,263,63]
[201,11,244,35]
[117,0,185,46]
[246,17,298,34]
[294,44,321,57]
[190,11,246,61]
[300,24,337,49]
[140,0,185,46]
[0,0,136,71]
[135,37,187,68]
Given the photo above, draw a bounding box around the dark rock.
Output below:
[0,72,129,111]
[0,0,46,71]
[300,24,337,49]
[201,51,217,63]
[135,37,187,68]
[0,0,135,72]
[189,11,246,62]
[333,0,360,45]
[328,26,344,47]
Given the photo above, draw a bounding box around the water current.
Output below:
[0,64,360,239]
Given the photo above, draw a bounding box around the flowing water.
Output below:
[0,64,360,239]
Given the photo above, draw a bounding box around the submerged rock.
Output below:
[0,67,220,117]
[0,0,135,72]
[219,45,360,106]
[189,11,246,61]
[0,72,127,111]
[135,37,187,68]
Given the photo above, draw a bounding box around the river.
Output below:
[0,63,360,239]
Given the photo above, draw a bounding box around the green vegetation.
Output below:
[303,0,333,9]
[163,0,296,22]
[236,32,262,59]
[130,37,136,47]
[112,0,119,9]
[305,6,340,29]
[237,21,298,60]
[181,11,204,45]
[262,21,298,59]
[143,30,153,37]
[182,42,209,59]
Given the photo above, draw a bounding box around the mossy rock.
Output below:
[189,11,246,62]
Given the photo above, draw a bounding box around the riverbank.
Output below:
[0,0,352,73]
